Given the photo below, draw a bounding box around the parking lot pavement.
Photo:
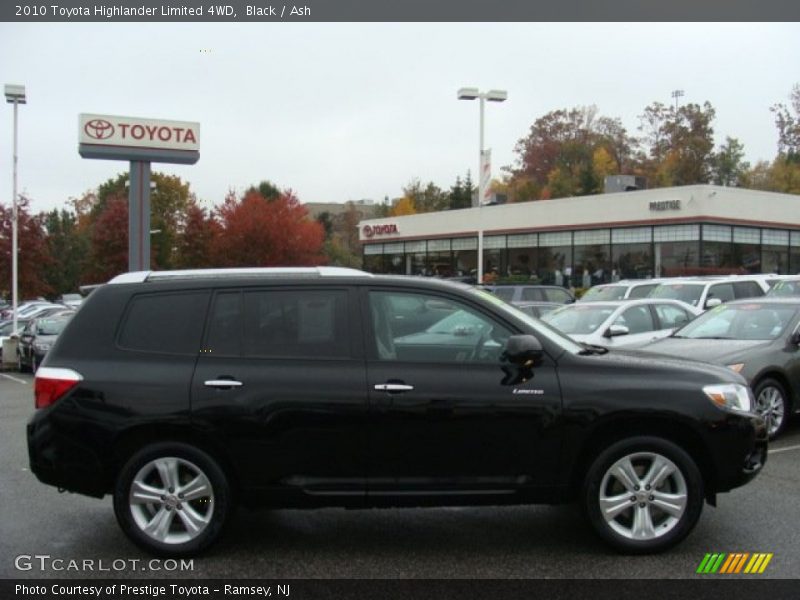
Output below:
[2,373,799,579]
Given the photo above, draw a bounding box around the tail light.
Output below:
[34,367,83,409]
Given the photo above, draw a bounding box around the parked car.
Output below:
[17,313,74,372]
[0,319,30,360]
[484,284,575,305]
[579,280,666,302]
[29,267,766,556]
[647,276,769,310]
[542,299,702,349]
[55,293,84,309]
[766,277,800,298]
[642,298,800,439]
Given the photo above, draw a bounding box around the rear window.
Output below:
[118,291,210,355]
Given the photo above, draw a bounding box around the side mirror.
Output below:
[705,298,722,309]
[503,334,544,366]
[790,331,800,347]
[604,324,630,338]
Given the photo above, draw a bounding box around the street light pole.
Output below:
[5,84,26,337]
[458,87,507,284]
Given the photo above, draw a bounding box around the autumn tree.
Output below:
[639,101,717,186]
[212,188,325,267]
[87,196,129,282]
[508,106,637,200]
[0,197,53,298]
[390,196,417,216]
[174,200,220,269]
[771,83,800,159]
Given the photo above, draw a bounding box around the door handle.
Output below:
[204,379,243,389]
[374,383,414,393]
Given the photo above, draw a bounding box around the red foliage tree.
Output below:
[212,189,326,267]
[0,197,53,298]
[87,196,128,282]
[175,200,221,269]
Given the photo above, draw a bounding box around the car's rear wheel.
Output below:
[583,436,703,554]
[113,443,231,556]
[753,378,789,439]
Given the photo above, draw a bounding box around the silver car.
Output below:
[542,299,702,349]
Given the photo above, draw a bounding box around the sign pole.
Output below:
[128,161,151,272]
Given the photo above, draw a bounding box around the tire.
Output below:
[113,442,232,557]
[753,378,789,440]
[582,436,704,554]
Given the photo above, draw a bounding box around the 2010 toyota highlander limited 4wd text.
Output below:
[28,267,767,556]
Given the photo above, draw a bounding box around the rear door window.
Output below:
[543,288,572,303]
[521,287,543,301]
[733,281,765,299]
[628,284,657,299]
[119,291,210,355]
[707,283,735,303]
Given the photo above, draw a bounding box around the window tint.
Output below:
[119,292,209,355]
[708,283,735,303]
[614,305,655,334]
[544,288,572,303]
[242,289,350,359]
[206,292,242,356]
[628,284,657,299]
[521,287,543,301]
[493,287,515,302]
[369,291,512,363]
[733,281,764,299]
[654,304,691,329]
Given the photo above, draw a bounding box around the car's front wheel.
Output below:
[583,436,704,554]
[113,442,232,556]
[753,378,789,439]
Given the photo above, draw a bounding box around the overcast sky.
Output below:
[1,22,798,214]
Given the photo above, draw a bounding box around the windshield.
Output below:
[37,318,71,336]
[767,280,800,297]
[674,303,798,340]
[543,304,616,335]
[580,285,627,302]
[469,288,584,354]
[650,283,705,306]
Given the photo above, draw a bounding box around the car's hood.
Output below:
[641,337,772,364]
[578,346,748,386]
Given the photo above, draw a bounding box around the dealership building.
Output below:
[358,185,800,286]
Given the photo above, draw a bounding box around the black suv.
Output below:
[28,267,766,556]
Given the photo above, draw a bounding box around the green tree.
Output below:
[711,137,749,186]
[41,208,90,294]
[771,83,800,159]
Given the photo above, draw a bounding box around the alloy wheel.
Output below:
[598,451,688,541]
[128,457,215,545]
[756,385,785,438]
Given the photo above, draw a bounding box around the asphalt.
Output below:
[1,371,799,580]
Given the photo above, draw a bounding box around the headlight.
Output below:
[703,383,753,413]
[32,342,52,353]
[726,363,745,373]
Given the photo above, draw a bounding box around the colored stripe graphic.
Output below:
[699,553,773,574]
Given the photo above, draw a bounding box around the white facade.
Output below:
[358,185,800,282]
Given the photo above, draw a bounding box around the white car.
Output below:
[647,276,769,310]
[579,279,667,302]
[542,299,702,349]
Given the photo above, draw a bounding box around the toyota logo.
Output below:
[363,225,374,238]
[84,119,115,140]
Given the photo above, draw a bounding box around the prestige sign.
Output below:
[79,114,200,151]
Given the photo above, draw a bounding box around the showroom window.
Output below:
[654,225,699,277]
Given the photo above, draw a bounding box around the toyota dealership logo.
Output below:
[363,223,399,238]
[84,119,115,140]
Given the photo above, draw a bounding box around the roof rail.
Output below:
[108,267,372,285]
